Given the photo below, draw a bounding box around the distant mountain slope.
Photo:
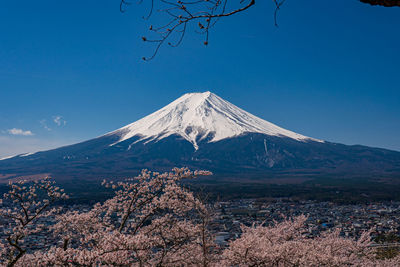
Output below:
[1,92,399,182]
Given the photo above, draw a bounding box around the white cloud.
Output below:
[7,128,34,136]
[40,119,51,131]
[53,116,66,126]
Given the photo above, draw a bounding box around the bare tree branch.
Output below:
[122,0,257,60]
[121,0,398,60]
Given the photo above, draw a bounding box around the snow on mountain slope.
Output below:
[0,152,37,161]
[108,91,323,150]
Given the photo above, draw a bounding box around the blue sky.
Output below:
[0,1,399,158]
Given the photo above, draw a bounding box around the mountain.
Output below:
[1,92,400,184]
[107,91,321,150]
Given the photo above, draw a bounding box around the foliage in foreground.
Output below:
[1,168,400,266]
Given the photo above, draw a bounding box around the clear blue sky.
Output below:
[0,1,399,158]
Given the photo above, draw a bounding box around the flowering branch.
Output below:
[0,178,68,267]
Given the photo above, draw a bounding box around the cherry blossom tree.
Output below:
[221,215,400,266]
[20,168,215,266]
[0,177,68,267]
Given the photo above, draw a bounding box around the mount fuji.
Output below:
[1,92,400,183]
[107,91,322,150]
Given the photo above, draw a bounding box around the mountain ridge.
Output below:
[0,92,399,185]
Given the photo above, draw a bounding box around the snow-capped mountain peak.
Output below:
[109,91,322,149]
